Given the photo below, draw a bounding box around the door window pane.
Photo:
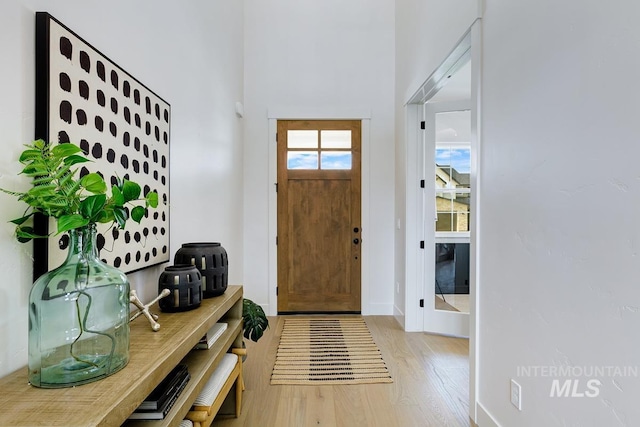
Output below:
[436,110,471,143]
[435,147,470,189]
[287,151,318,169]
[436,212,454,232]
[321,130,351,149]
[435,243,470,313]
[287,130,318,149]
[321,151,352,170]
[436,191,470,232]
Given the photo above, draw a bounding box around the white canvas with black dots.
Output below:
[43,16,170,273]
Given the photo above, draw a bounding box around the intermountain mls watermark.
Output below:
[517,365,638,397]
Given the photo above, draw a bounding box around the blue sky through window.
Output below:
[436,148,470,173]
[287,152,352,170]
[288,152,318,169]
[321,152,351,169]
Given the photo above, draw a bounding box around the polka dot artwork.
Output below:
[35,13,170,275]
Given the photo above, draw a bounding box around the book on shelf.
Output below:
[129,364,190,419]
[193,322,228,350]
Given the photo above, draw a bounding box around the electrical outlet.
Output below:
[510,379,522,410]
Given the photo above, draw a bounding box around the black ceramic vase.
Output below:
[174,242,228,298]
[158,264,202,312]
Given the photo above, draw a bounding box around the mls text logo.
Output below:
[549,379,601,397]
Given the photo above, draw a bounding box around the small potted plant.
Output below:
[1,139,157,388]
[242,298,269,342]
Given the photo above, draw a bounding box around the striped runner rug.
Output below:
[270,317,393,385]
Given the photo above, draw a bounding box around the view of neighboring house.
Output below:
[435,163,470,232]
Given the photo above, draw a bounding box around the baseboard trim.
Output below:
[393,305,405,329]
[476,402,500,427]
[363,302,393,315]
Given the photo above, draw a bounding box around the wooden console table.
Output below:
[0,284,244,427]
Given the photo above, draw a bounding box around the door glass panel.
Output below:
[321,151,352,170]
[287,130,318,148]
[435,243,470,313]
[435,147,470,189]
[436,110,471,143]
[433,109,471,315]
[436,191,470,232]
[320,130,351,149]
[435,212,454,232]
[287,151,318,169]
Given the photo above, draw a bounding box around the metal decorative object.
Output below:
[129,289,170,331]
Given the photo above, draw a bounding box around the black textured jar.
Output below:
[174,242,228,298]
[158,264,202,312]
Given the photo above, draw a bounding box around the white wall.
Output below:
[243,0,396,315]
[479,0,640,424]
[397,0,640,425]
[0,0,244,378]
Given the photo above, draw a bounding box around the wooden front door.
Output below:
[277,120,361,313]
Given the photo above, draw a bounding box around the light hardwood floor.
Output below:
[435,294,470,313]
[214,316,477,427]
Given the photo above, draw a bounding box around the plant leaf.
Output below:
[57,214,89,234]
[80,194,107,219]
[18,149,42,163]
[21,165,46,176]
[51,143,82,158]
[9,214,33,225]
[81,173,107,194]
[15,226,43,243]
[32,139,46,149]
[95,209,114,224]
[63,154,91,166]
[121,180,141,202]
[32,176,54,186]
[146,191,159,208]
[131,206,146,223]
[111,185,125,206]
[27,184,57,197]
[113,206,128,228]
[242,299,269,342]
[0,187,25,197]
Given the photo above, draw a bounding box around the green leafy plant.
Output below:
[242,298,269,342]
[1,139,158,242]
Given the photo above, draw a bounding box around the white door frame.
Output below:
[403,19,482,422]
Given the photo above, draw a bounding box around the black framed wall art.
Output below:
[34,12,170,278]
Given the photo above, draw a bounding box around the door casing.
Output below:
[266,109,372,317]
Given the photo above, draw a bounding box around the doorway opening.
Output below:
[404,20,481,422]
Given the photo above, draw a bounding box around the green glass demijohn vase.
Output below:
[28,223,130,388]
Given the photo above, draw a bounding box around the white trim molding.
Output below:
[267,106,371,120]
[477,401,501,427]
